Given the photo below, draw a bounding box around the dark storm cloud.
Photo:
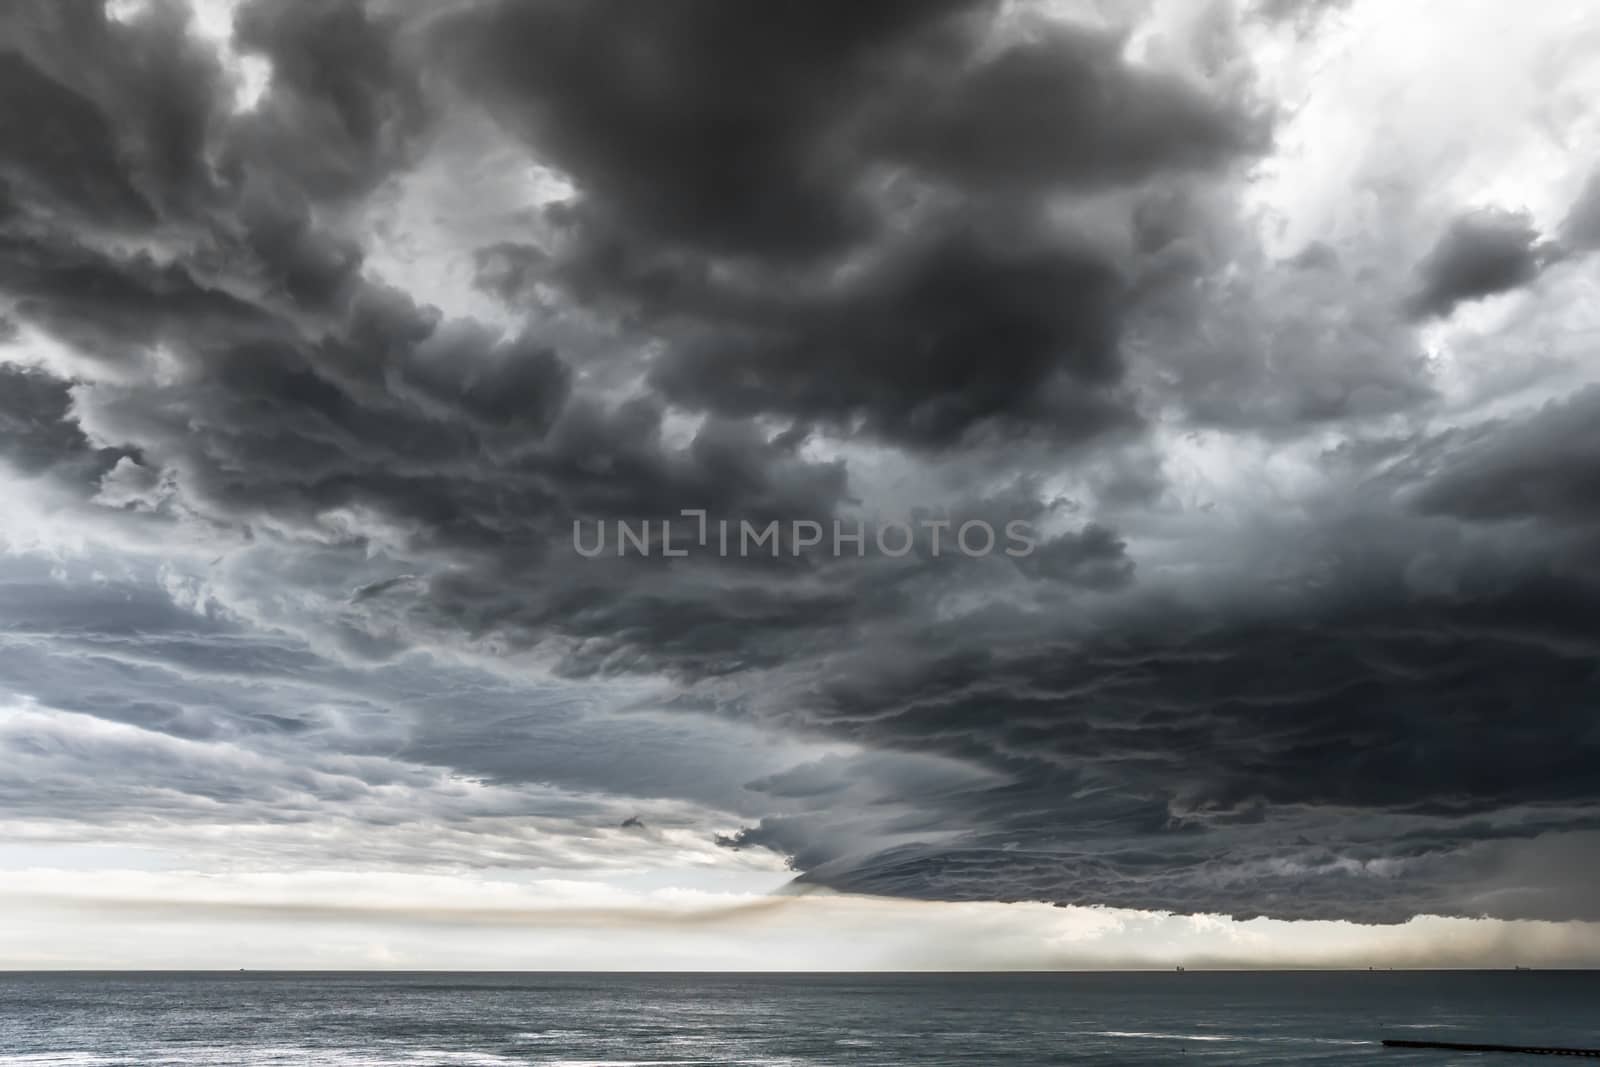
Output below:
[0,364,119,482]
[443,0,1264,447]
[716,540,1600,921]
[0,0,226,224]
[439,0,1261,253]
[490,210,1144,448]
[436,0,975,260]
[1412,386,1600,527]
[1,0,1598,928]
[0,0,866,676]
[1012,522,1135,589]
[0,46,151,223]
[644,223,1140,448]
[1405,208,1552,319]
[228,0,430,200]
[0,226,270,358]
[873,25,1265,192]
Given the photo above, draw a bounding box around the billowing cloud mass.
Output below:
[2,0,1600,953]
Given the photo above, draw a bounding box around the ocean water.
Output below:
[0,971,1594,1065]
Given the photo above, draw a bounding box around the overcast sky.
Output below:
[3,0,1600,970]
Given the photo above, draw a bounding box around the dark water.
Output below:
[0,971,1595,1065]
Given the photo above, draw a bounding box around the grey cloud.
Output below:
[0,365,120,483]
[1406,208,1553,320]
[95,456,168,510]
[1134,205,1436,431]
[1013,523,1135,589]
[0,557,814,871]
[349,573,423,603]
[1253,0,1353,32]
[1412,386,1600,527]
[394,323,571,432]
[875,25,1266,193]
[1558,169,1600,253]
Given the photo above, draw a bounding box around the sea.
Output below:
[0,971,1594,1066]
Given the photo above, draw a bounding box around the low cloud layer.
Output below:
[2,0,1599,936]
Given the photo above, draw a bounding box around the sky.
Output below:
[1,0,1599,970]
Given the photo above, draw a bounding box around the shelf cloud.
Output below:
[2,0,1599,953]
